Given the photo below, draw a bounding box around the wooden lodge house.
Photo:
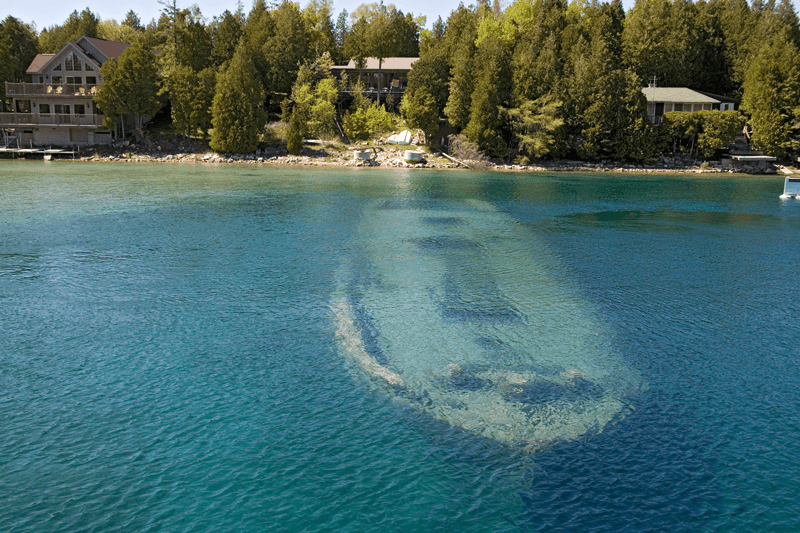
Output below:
[1,35,129,147]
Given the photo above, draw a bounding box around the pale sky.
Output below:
[3,0,798,33]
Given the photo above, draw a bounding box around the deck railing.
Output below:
[0,112,101,126]
[5,82,98,97]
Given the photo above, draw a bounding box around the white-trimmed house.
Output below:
[642,86,737,125]
[1,35,129,146]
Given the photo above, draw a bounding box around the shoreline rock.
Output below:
[8,144,790,175]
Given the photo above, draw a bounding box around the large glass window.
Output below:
[54,104,70,115]
[75,104,85,115]
[86,77,97,86]
[53,63,61,71]
[65,53,81,71]
[40,103,51,113]
[52,76,62,84]
[66,77,82,84]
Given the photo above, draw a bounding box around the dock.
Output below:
[0,147,79,160]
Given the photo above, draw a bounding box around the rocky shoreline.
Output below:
[9,141,795,175]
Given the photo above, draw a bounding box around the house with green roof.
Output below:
[642,86,737,125]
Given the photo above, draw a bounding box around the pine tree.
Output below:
[210,44,266,153]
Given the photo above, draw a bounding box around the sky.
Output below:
[3,0,799,32]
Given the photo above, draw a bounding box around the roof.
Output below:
[25,37,130,75]
[26,54,56,74]
[642,87,720,104]
[332,57,418,71]
[81,36,130,60]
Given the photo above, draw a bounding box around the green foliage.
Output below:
[400,86,439,140]
[169,65,216,138]
[38,8,99,53]
[464,34,512,158]
[210,44,266,153]
[505,97,565,159]
[663,110,748,157]
[0,16,38,100]
[741,32,800,156]
[94,36,162,135]
[342,103,396,141]
[285,54,339,152]
[210,11,242,68]
[263,1,311,96]
[406,51,450,112]
[580,69,657,161]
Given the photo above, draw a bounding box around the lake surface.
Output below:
[1,162,798,532]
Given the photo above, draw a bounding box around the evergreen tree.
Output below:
[464,33,512,157]
[444,32,476,130]
[169,65,216,138]
[210,10,243,68]
[210,43,266,153]
[400,86,439,141]
[0,16,38,104]
[39,8,99,53]
[741,32,800,156]
[263,1,311,96]
[94,35,162,138]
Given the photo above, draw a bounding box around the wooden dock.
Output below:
[0,147,78,160]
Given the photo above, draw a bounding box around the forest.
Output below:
[1,0,799,162]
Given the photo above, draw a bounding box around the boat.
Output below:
[332,196,645,450]
[779,177,800,199]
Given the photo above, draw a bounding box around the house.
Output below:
[642,86,737,125]
[331,57,417,93]
[1,35,130,147]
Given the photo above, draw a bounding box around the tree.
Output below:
[263,1,311,96]
[741,32,800,156]
[285,53,339,152]
[0,16,38,104]
[39,8,99,53]
[400,86,439,141]
[122,10,143,31]
[169,65,216,138]
[210,10,243,67]
[94,35,162,139]
[464,32,512,157]
[505,96,565,160]
[210,43,266,153]
[304,0,337,60]
[97,20,139,43]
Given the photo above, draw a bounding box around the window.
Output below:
[53,63,61,71]
[52,76,62,84]
[85,63,94,71]
[39,76,44,83]
[66,77,82,84]
[55,104,70,115]
[86,77,97,85]
[40,103,51,113]
[674,103,683,112]
[75,104,85,115]
[65,53,81,71]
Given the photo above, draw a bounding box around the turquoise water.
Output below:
[1,162,798,532]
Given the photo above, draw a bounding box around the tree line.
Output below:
[1,0,799,160]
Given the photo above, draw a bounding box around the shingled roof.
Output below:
[641,87,720,104]
[26,54,55,74]
[81,36,130,60]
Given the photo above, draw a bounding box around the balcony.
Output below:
[5,82,97,97]
[0,112,101,127]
